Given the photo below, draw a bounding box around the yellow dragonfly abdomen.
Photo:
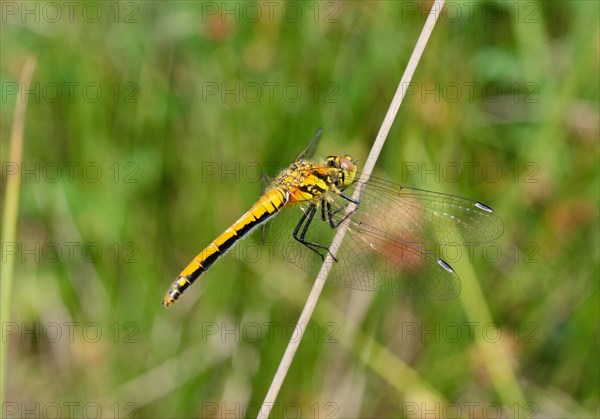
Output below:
[162,187,287,307]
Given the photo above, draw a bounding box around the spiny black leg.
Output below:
[323,192,359,229]
[293,203,338,262]
[328,202,356,228]
[298,204,317,240]
[299,204,334,260]
[325,201,336,228]
[293,204,324,260]
[339,192,360,205]
[293,203,313,239]
[292,188,363,262]
[327,202,348,219]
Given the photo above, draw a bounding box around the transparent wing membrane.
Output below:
[295,127,323,161]
[265,173,503,299]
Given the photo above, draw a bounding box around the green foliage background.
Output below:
[1,1,598,418]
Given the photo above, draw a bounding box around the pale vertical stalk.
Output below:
[257,2,445,417]
[1,57,37,409]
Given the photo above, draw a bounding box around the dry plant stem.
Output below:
[257,1,446,417]
[0,57,37,411]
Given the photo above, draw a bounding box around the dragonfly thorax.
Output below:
[269,156,358,205]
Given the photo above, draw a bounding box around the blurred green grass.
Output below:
[1,1,598,418]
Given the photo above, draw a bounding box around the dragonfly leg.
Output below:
[339,191,360,205]
[324,198,357,229]
[293,203,339,262]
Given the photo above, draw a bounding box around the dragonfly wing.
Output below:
[295,128,323,161]
[327,221,462,298]
[265,175,504,298]
[355,176,505,245]
[264,192,462,299]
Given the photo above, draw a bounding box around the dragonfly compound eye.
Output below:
[339,156,357,187]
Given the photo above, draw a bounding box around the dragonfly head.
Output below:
[325,154,357,188]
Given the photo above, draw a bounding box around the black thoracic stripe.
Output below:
[299,183,326,195]
[311,170,331,183]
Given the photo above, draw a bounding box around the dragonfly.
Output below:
[162,129,504,307]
